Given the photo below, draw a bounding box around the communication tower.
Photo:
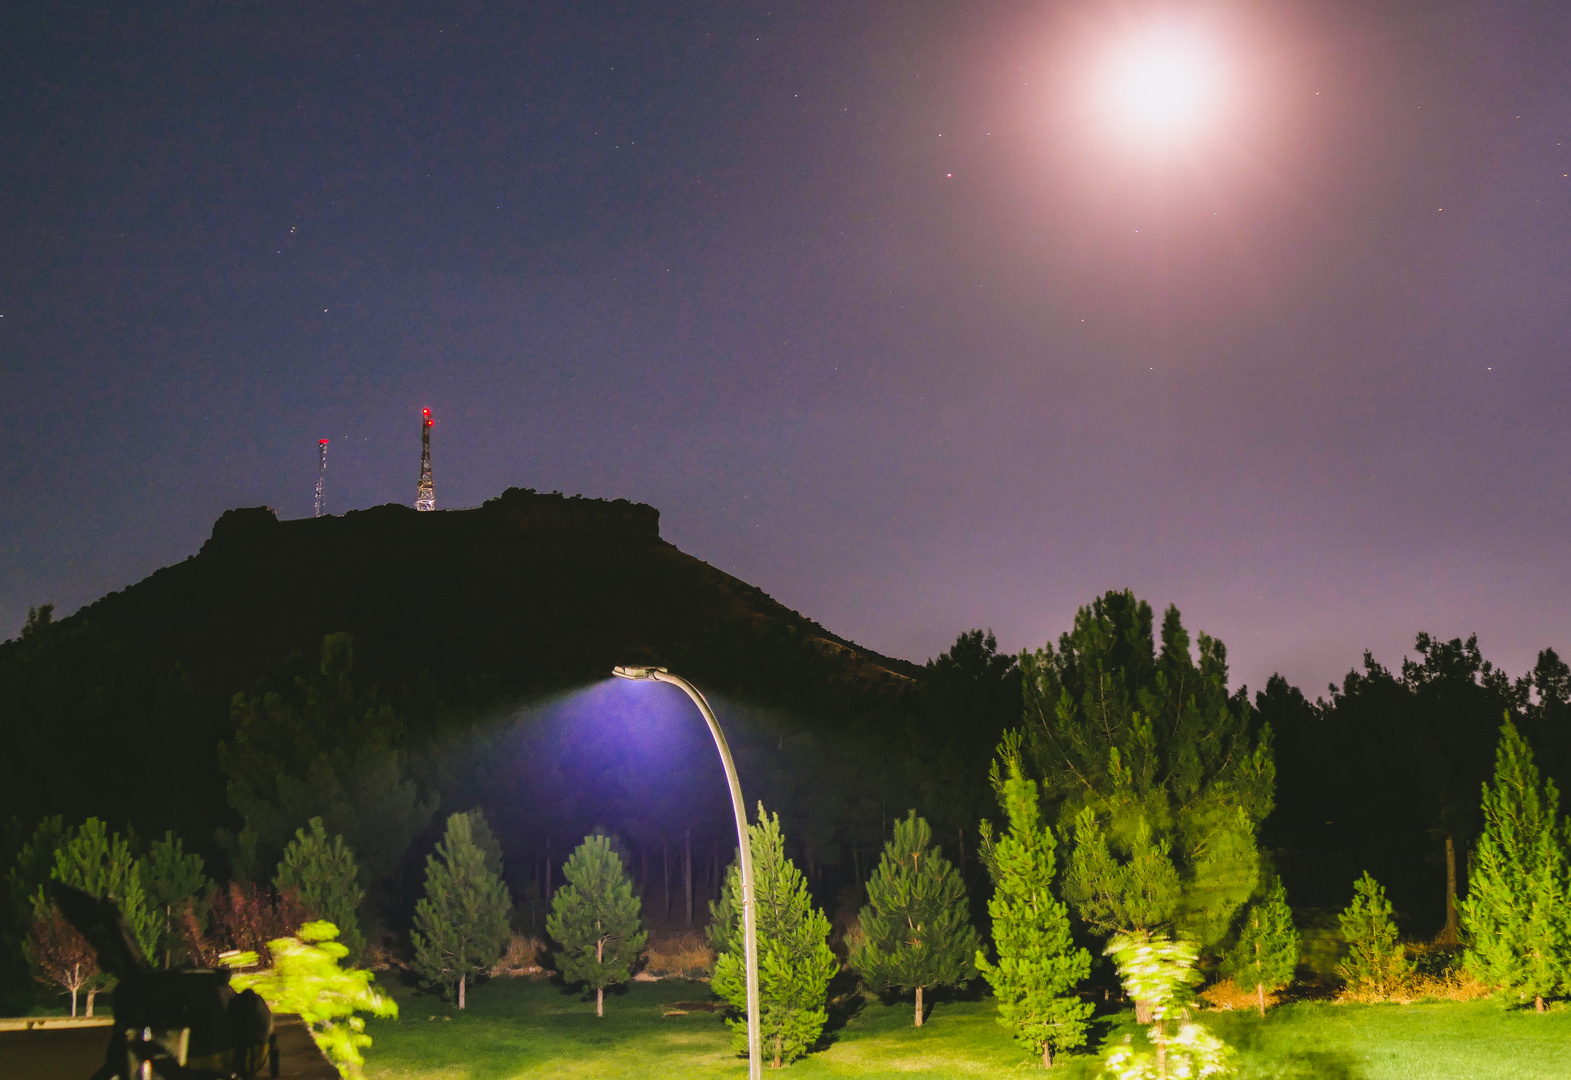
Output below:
[416,409,435,511]
[314,439,329,518]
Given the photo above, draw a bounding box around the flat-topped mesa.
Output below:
[482,486,660,540]
[202,486,660,555]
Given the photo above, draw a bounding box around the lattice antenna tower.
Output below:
[416,408,435,511]
[314,439,329,518]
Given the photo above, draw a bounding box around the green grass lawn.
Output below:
[362,977,1571,1080]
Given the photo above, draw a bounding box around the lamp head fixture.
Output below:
[612,665,667,681]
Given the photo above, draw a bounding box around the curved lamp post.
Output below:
[612,665,761,1080]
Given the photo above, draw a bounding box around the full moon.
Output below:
[1099,27,1224,144]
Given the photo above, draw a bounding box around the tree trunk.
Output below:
[774,1030,783,1069]
[684,829,693,928]
[1257,981,1265,1016]
[86,989,97,1017]
[69,966,78,1019]
[915,986,924,1027]
[1536,995,1546,1013]
[1042,1042,1053,1068]
[1440,835,1460,944]
[459,974,466,1010]
[1154,1022,1168,1080]
[1134,1000,1153,1024]
[597,986,605,1018]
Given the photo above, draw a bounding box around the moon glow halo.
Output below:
[1098,27,1226,146]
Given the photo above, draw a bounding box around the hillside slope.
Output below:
[0,487,919,836]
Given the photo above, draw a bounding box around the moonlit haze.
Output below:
[1096,24,1227,147]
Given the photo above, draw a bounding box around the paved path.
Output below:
[0,1016,338,1079]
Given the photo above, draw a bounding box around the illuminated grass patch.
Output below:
[362,977,1571,1080]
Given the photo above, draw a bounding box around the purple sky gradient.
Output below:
[2,1,1567,697]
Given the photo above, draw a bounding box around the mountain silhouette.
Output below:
[0,487,919,840]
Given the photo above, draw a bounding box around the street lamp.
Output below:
[612,665,762,1080]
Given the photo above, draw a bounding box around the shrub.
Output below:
[1102,932,1233,1079]
[1197,977,1276,1012]
[183,881,306,968]
[1337,873,1413,1000]
[641,931,712,979]
[232,920,396,1078]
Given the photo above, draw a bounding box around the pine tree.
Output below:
[39,818,154,1015]
[1022,593,1274,955]
[1337,872,1411,999]
[51,818,159,962]
[466,809,506,879]
[220,633,438,885]
[1461,720,1571,1012]
[1227,879,1299,1015]
[410,812,512,1009]
[709,805,838,1068]
[547,834,646,1017]
[6,816,68,931]
[975,757,1093,1067]
[141,832,209,968]
[275,818,366,962]
[850,810,979,1027]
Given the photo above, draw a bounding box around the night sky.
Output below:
[2,1,1567,695]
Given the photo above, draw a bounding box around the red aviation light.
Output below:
[320,438,329,445]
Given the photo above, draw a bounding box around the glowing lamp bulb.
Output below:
[612,665,667,681]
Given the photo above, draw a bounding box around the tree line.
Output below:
[4,589,1570,1069]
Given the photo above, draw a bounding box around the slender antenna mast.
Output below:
[416,409,435,511]
[314,439,329,518]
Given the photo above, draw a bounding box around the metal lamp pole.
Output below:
[612,666,762,1080]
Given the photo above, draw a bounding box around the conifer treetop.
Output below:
[276,817,365,961]
[852,810,979,1024]
[409,811,512,1009]
[1337,872,1412,999]
[711,805,837,1068]
[1021,592,1274,950]
[1461,719,1570,1009]
[1227,879,1299,1013]
[547,834,647,1015]
[50,818,160,962]
[976,758,1093,1066]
